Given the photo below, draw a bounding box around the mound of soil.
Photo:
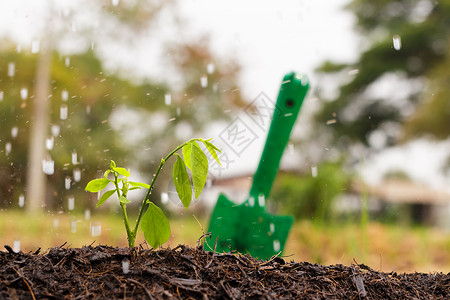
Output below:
[1,244,449,299]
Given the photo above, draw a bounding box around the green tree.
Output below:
[314,1,450,150]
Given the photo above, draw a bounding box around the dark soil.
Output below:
[1,243,449,299]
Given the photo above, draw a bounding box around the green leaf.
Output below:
[129,181,150,189]
[182,142,193,170]
[96,190,115,207]
[119,195,131,204]
[191,142,208,199]
[203,140,222,166]
[113,167,130,177]
[110,160,116,169]
[173,155,192,210]
[141,202,171,249]
[85,178,111,193]
[103,170,111,178]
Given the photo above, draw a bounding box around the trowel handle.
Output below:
[249,72,309,202]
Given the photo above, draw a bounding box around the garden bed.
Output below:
[1,244,449,299]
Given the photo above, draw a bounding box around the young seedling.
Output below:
[85,138,221,249]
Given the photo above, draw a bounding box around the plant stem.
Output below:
[131,138,202,239]
[114,172,134,247]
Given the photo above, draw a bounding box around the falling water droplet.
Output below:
[311,164,318,178]
[8,62,15,77]
[13,240,20,253]
[86,105,91,114]
[207,63,215,74]
[90,222,102,237]
[164,94,171,105]
[71,218,77,233]
[161,192,169,204]
[53,218,59,229]
[91,41,95,50]
[273,240,280,252]
[65,57,70,67]
[288,143,294,155]
[46,136,54,150]
[16,44,22,53]
[258,193,265,207]
[42,157,55,175]
[248,197,255,207]
[200,75,208,88]
[73,168,81,182]
[5,142,12,155]
[84,209,91,220]
[51,125,60,137]
[122,258,130,274]
[112,0,120,6]
[269,222,275,234]
[31,39,40,53]
[72,150,77,164]
[68,196,75,211]
[11,127,18,139]
[60,104,68,120]
[20,88,28,100]
[65,176,71,190]
[62,90,69,101]
[393,34,402,50]
[0,91,4,101]
[18,194,25,208]
[176,107,181,116]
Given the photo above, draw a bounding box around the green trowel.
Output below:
[205,72,310,260]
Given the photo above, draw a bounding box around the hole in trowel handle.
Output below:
[285,98,294,108]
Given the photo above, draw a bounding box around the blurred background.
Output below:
[1,0,450,273]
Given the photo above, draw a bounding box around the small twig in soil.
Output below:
[127,278,154,300]
[205,236,218,269]
[4,245,15,254]
[13,267,36,300]
[197,232,212,247]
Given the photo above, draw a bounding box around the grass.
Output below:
[1,210,450,273]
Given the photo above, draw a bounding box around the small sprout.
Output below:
[85,138,221,248]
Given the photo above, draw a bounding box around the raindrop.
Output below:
[62,89,69,101]
[86,105,91,114]
[0,91,4,101]
[122,258,130,274]
[112,0,120,6]
[53,218,59,229]
[8,62,15,77]
[200,75,208,88]
[176,107,181,116]
[5,142,12,155]
[13,240,20,253]
[393,34,402,50]
[161,192,169,204]
[72,150,77,164]
[269,223,275,234]
[311,164,318,178]
[206,63,215,74]
[248,196,255,207]
[42,157,55,175]
[20,88,28,100]
[70,218,77,233]
[11,127,18,139]
[164,94,171,105]
[68,196,75,211]
[51,125,60,136]
[326,119,337,125]
[73,168,81,182]
[90,222,102,237]
[273,240,280,252]
[18,194,25,207]
[258,193,265,207]
[348,69,359,76]
[46,136,54,150]
[65,57,70,67]
[84,209,91,220]
[65,176,71,190]
[91,41,95,50]
[16,44,22,53]
[31,39,40,53]
[60,104,68,120]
